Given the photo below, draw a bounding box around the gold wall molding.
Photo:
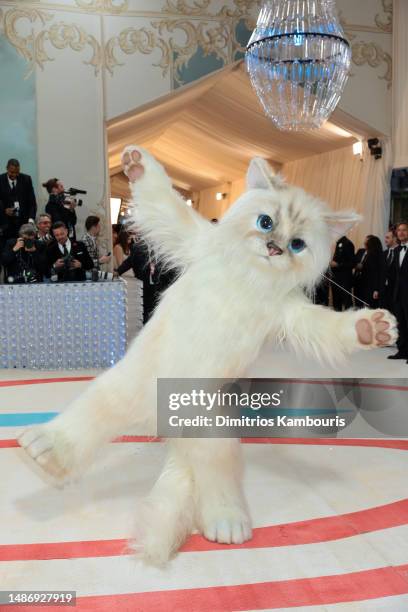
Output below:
[0,0,259,19]
[0,1,392,89]
[162,0,261,18]
[105,25,170,76]
[351,40,392,88]
[375,0,392,33]
[162,1,212,15]
[75,0,129,14]
[2,8,54,75]
[339,10,393,89]
[0,1,394,29]
[104,6,255,83]
[0,7,103,76]
[105,18,233,83]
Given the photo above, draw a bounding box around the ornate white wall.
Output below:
[337,0,392,136]
[0,0,394,237]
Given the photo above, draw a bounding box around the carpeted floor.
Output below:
[1,345,408,611]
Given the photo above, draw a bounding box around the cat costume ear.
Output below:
[323,211,362,241]
[247,157,361,241]
[247,157,286,191]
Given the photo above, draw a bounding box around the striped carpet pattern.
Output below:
[1,374,408,611]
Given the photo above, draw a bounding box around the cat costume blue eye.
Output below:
[289,238,306,254]
[256,214,273,232]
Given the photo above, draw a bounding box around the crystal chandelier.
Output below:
[246,0,351,131]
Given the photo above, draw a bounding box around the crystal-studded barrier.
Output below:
[0,281,127,370]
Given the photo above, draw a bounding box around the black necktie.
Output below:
[63,245,69,257]
[11,180,16,192]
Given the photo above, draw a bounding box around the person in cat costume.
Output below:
[19,148,397,565]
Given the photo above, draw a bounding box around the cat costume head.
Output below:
[215,158,360,292]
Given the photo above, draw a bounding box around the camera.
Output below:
[63,187,87,207]
[23,238,35,249]
[62,254,74,269]
[8,269,38,284]
[23,269,38,283]
[90,270,114,282]
[63,195,82,208]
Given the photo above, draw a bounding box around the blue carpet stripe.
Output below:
[0,412,58,427]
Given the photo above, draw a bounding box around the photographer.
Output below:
[2,223,46,284]
[46,221,93,282]
[43,178,77,239]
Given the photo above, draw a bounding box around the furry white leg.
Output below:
[18,352,156,483]
[187,438,252,544]
[133,446,194,566]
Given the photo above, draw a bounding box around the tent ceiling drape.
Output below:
[108,60,383,196]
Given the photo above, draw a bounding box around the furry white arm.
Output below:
[122,146,209,269]
[283,300,397,366]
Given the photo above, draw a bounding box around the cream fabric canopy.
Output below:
[108,60,382,198]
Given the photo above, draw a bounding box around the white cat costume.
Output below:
[19,148,397,565]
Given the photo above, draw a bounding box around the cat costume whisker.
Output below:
[320,272,370,308]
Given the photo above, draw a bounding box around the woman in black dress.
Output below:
[353,235,385,308]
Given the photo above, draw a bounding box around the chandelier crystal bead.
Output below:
[246,0,351,131]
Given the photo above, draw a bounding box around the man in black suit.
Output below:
[330,235,355,311]
[46,221,93,282]
[388,222,408,362]
[381,229,398,313]
[116,239,178,323]
[0,159,37,241]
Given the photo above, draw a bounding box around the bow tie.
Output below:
[401,245,407,251]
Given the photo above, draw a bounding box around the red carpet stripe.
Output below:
[0,439,19,448]
[5,564,408,611]
[0,376,406,391]
[241,437,408,450]
[2,497,408,562]
[3,437,408,450]
[0,376,94,388]
[0,436,161,448]
[0,538,130,562]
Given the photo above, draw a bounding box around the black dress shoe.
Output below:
[388,353,408,360]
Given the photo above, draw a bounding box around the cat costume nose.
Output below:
[266,240,283,256]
